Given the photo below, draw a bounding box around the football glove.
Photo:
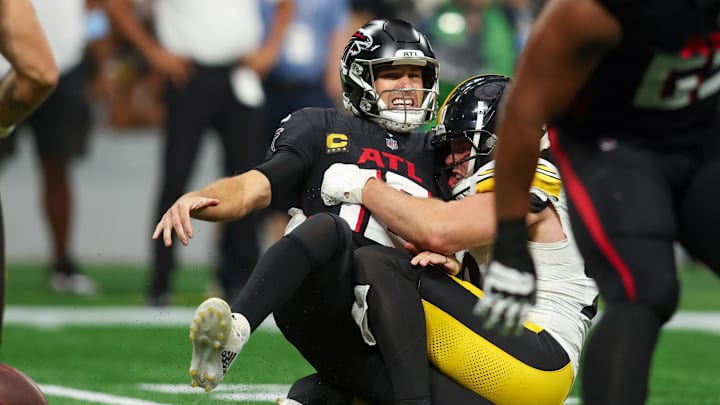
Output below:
[474,219,537,335]
[529,187,552,213]
[321,163,377,206]
[284,207,307,236]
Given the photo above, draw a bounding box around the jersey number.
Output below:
[339,171,430,247]
[633,49,720,109]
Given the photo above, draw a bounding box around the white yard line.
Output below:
[3,306,277,330]
[40,382,579,404]
[40,384,170,405]
[140,383,576,404]
[14,307,715,405]
[5,306,720,333]
[140,383,291,402]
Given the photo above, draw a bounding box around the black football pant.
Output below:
[287,370,487,405]
[551,129,720,405]
[150,63,265,300]
[230,213,396,404]
[231,213,485,404]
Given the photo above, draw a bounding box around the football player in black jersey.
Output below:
[153,19,484,404]
[322,74,598,405]
[482,0,720,404]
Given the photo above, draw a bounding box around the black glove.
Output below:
[529,188,551,213]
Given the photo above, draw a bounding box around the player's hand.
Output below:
[474,219,536,335]
[321,163,377,205]
[411,251,461,276]
[148,48,193,87]
[151,196,219,247]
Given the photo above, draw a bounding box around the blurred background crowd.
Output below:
[0,0,546,306]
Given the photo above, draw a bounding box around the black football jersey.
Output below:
[556,0,720,145]
[262,107,438,247]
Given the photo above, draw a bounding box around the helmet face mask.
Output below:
[341,19,439,133]
[432,74,510,200]
[375,84,436,133]
[433,126,497,200]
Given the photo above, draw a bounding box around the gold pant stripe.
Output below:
[422,300,574,405]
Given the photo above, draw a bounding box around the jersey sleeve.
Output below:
[268,108,323,167]
[255,108,326,196]
[473,156,562,201]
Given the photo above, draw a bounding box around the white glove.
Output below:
[284,207,307,235]
[473,219,537,335]
[321,163,377,206]
[473,260,536,335]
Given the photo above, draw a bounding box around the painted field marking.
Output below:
[39,382,581,404]
[11,307,714,404]
[139,383,580,404]
[40,384,170,405]
[140,383,290,402]
[4,306,277,329]
[6,306,720,333]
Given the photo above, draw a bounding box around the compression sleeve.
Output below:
[254,151,308,202]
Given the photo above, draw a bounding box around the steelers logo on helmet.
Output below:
[432,74,510,200]
[340,19,439,133]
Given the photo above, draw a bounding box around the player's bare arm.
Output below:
[494,0,621,222]
[481,0,621,334]
[526,204,565,244]
[152,170,271,246]
[0,0,58,130]
[362,178,496,255]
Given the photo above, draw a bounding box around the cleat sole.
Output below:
[188,298,233,392]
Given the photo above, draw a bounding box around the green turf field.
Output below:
[2,261,720,404]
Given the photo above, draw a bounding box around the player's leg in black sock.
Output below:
[230,212,353,330]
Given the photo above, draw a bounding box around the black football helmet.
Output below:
[433,74,551,200]
[340,19,439,133]
[432,74,510,200]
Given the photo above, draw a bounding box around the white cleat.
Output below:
[188,297,250,392]
[276,399,303,405]
[51,273,98,295]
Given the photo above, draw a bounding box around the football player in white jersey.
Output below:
[321,74,599,404]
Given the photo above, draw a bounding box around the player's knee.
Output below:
[646,294,679,324]
[288,212,341,248]
[601,303,664,344]
[353,246,388,284]
[286,373,352,405]
[636,280,679,324]
[681,235,720,272]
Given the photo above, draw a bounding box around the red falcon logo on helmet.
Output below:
[343,29,380,63]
